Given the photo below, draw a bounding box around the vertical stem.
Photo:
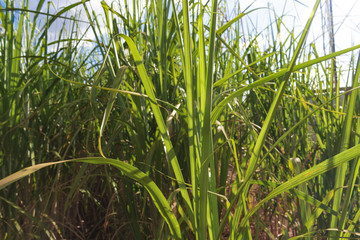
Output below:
[326,0,337,99]
[180,0,198,236]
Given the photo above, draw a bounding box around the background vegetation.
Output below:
[1,0,360,239]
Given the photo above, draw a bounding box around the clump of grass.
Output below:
[1,0,360,239]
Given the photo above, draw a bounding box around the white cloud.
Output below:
[41,0,360,79]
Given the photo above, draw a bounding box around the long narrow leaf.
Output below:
[0,158,181,239]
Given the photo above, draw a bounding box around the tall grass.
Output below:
[1,0,360,239]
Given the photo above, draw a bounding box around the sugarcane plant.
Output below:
[2,0,360,239]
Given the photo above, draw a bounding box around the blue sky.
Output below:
[4,0,360,84]
[35,0,359,53]
[241,0,360,53]
[5,0,360,50]
[15,0,359,49]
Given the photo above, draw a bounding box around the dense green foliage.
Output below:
[1,0,360,239]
